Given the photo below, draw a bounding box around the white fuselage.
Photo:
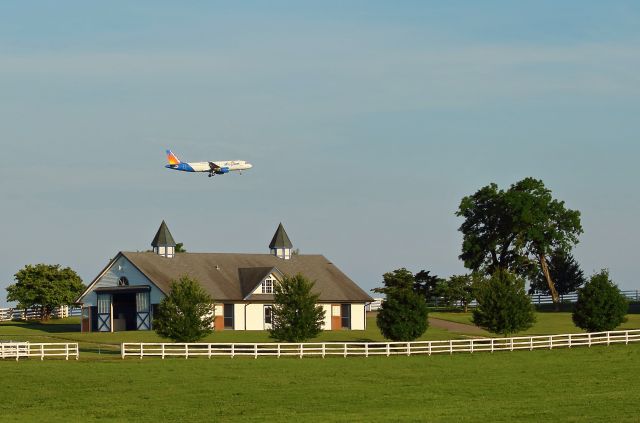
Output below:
[187,160,252,172]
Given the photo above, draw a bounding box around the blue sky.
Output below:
[1,1,639,305]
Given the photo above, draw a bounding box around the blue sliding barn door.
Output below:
[97,293,112,332]
[136,291,151,330]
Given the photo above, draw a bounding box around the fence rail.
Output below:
[0,342,79,361]
[122,329,640,359]
[529,290,640,305]
[426,290,640,308]
[0,306,82,322]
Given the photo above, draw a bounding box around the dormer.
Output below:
[269,223,292,260]
[151,220,176,258]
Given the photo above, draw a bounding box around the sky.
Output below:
[1,1,639,306]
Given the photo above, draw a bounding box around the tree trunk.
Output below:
[539,253,560,310]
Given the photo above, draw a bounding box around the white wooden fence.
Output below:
[122,329,640,359]
[0,342,79,361]
[0,306,82,321]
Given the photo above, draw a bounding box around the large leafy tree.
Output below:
[572,270,627,332]
[6,264,85,320]
[529,250,585,296]
[472,270,536,336]
[154,275,215,342]
[270,273,325,342]
[374,268,429,341]
[457,178,582,306]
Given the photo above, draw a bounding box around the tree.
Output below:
[175,242,187,253]
[153,275,215,342]
[572,270,627,332]
[6,264,85,320]
[472,270,536,336]
[374,268,429,341]
[372,268,415,295]
[440,274,475,312]
[528,250,585,296]
[457,178,582,306]
[269,273,325,342]
[507,178,583,304]
[413,270,443,303]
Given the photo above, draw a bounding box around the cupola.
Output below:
[269,223,293,260]
[151,220,176,258]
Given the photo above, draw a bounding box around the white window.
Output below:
[262,275,276,294]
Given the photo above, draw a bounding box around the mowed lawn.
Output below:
[1,344,639,422]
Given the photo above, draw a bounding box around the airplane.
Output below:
[165,150,253,178]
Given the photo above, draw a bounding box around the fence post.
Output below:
[300,344,303,359]
[428,341,432,356]
[75,344,79,360]
[344,343,347,358]
[407,342,411,357]
[321,343,325,359]
[231,344,235,359]
[568,334,572,348]
[278,343,281,358]
[626,331,629,345]
[607,332,610,346]
[549,336,553,350]
[365,343,369,358]
[470,339,474,354]
[386,343,390,357]
[65,343,69,360]
[41,344,45,361]
[449,340,453,355]
[208,344,212,359]
[510,338,513,352]
[121,343,125,359]
[588,332,591,347]
[254,344,258,359]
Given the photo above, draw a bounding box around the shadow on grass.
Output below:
[0,320,80,333]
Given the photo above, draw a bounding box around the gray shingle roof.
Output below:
[121,251,372,303]
[151,221,176,247]
[269,223,293,249]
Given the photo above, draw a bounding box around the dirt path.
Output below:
[429,317,488,336]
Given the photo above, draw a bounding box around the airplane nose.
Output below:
[247,163,253,169]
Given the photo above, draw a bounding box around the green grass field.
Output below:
[2,313,640,421]
[1,344,639,422]
[430,311,640,335]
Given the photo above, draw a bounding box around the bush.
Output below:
[572,270,628,332]
[270,274,325,342]
[377,288,429,341]
[154,275,215,342]
[472,270,536,336]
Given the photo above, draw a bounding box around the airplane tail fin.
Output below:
[166,150,181,165]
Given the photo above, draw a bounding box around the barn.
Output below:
[76,222,373,332]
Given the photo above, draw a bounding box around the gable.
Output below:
[77,254,166,307]
[244,271,282,300]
